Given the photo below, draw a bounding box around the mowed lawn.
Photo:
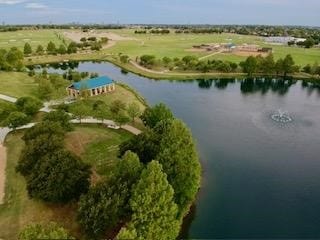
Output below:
[104,29,320,66]
[0,125,133,239]
[0,29,66,51]
[68,84,146,120]
[0,72,38,98]
[65,124,133,176]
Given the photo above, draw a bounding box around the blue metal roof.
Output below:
[70,76,113,90]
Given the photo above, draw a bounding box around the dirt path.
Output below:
[198,50,223,60]
[0,144,6,205]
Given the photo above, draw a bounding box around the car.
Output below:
[107,124,120,129]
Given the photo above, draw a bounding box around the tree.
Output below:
[26,149,91,203]
[67,42,78,54]
[91,42,102,51]
[120,127,160,163]
[15,97,42,116]
[140,55,156,67]
[19,222,74,240]
[261,54,275,75]
[240,56,258,76]
[46,41,56,54]
[36,45,44,55]
[80,37,87,42]
[72,102,91,123]
[57,44,67,54]
[155,119,201,216]
[5,111,29,129]
[6,47,24,70]
[125,160,180,240]
[78,152,142,239]
[127,102,141,122]
[282,54,295,77]
[23,43,32,55]
[120,55,129,63]
[110,99,126,116]
[141,103,173,128]
[16,122,65,176]
[43,110,73,131]
[114,111,130,126]
[303,38,315,48]
[38,78,54,100]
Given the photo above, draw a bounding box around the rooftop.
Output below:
[69,76,113,90]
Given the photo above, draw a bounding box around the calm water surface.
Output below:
[45,62,320,239]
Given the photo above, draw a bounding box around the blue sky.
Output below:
[0,0,319,26]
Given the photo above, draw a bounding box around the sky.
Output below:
[0,0,319,26]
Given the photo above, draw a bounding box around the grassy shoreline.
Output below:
[24,53,319,81]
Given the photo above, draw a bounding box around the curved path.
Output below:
[0,94,141,204]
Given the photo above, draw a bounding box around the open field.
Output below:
[0,72,38,98]
[0,124,133,239]
[0,29,67,51]
[99,29,320,66]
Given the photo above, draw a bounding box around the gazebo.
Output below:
[67,76,115,98]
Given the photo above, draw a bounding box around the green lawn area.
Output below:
[0,72,38,98]
[67,83,146,120]
[0,124,133,239]
[102,29,320,66]
[65,124,132,176]
[0,29,67,51]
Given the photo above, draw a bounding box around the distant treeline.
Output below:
[138,54,320,78]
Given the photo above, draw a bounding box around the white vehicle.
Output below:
[107,124,120,129]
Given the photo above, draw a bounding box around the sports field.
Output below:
[0,30,67,51]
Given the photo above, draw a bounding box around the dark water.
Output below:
[43,62,320,239]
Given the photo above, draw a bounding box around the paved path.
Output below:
[0,94,17,103]
[0,144,6,204]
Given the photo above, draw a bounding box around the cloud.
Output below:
[25,2,47,9]
[0,0,27,4]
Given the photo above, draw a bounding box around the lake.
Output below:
[43,61,320,239]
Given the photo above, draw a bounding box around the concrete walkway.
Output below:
[0,94,17,103]
[0,144,6,204]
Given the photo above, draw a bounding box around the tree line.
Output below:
[138,53,320,78]
[13,103,200,239]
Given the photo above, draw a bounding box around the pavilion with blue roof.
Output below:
[67,76,115,98]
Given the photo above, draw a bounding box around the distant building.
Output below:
[67,76,115,98]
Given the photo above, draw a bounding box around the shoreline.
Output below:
[24,54,319,81]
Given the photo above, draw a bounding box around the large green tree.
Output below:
[26,149,91,203]
[5,111,29,129]
[141,103,174,128]
[23,43,32,55]
[77,151,143,239]
[155,119,201,216]
[119,160,180,240]
[240,56,258,76]
[15,97,42,116]
[44,110,73,131]
[127,102,141,122]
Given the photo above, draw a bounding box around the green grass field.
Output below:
[0,72,38,98]
[101,29,320,66]
[0,30,66,51]
[67,84,146,120]
[0,125,133,239]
